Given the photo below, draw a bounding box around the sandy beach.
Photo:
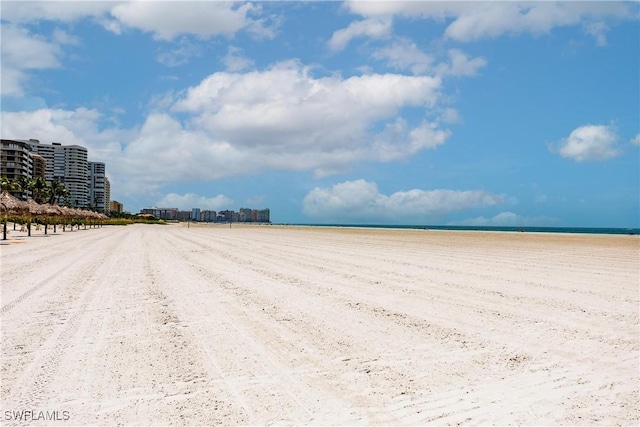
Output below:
[1,223,638,425]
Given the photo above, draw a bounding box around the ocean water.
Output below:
[281,224,640,235]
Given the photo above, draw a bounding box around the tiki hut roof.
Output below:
[41,203,64,216]
[0,191,27,214]
[25,198,48,216]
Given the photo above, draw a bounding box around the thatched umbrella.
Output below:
[40,203,64,234]
[1,191,24,240]
[25,198,47,215]
[0,191,26,213]
[24,199,48,236]
[57,206,73,231]
[70,208,88,229]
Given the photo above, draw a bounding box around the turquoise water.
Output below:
[280,224,640,235]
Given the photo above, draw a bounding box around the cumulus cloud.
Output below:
[222,46,255,72]
[328,17,392,51]
[341,1,634,44]
[302,180,506,222]
[110,1,265,41]
[630,134,640,146]
[0,1,116,24]
[450,211,559,227]
[584,21,609,47]
[171,61,448,172]
[372,37,434,75]
[437,49,487,77]
[372,39,485,78]
[553,124,621,162]
[2,108,109,149]
[1,24,63,96]
[3,1,275,42]
[52,28,80,46]
[156,39,202,67]
[372,119,450,161]
[1,107,131,191]
[1,60,450,195]
[156,193,233,211]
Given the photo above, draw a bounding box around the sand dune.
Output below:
[1,223,638,425]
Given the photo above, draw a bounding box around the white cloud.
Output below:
[584,21,609,47]
[1,63,451,197]
[371,39,485,79]
[2,108,101,148]
[439,108,461,125]
[553,124,621,162]
[630,134,640,146]
[437,49,487,77]
[0,107,130,190]
[450,211,559,227]
[156,193,233,211]
[156,39,202,67]
[3,1,275,42]
[302,180,506,222]
[52,28,80,46]
[110,2,263,41]
[372,37,433,75]
[0,1,116,24]
[341,1,634,44]
[328,17,392,51]
[172,61,448,171]
[222,46,255,72]
[372,118,450,161]
[0,24,63,96]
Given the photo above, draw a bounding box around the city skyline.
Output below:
[1,2,638,227]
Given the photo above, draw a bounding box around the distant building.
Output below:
[89,162,107,212]
[110,200,124,213]
[177,210,191,221]
[239,208,252,222]
[141,207,177,220]
[217,210,235,222]
[191,208,201,221]
[201,210,216,222]
[256,208,270,223]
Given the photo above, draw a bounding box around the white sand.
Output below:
[1,223,638,425]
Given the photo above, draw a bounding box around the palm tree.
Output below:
[48,180,69,205]
[31,176,48,203]
[12,175,32,200]
[0,176,11,192]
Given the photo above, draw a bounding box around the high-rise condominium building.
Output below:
[88,162,108,212]
[105,177,111,213]
[28,141,89,207]
[0,139,34,199]
[32,155,46,179]
[89,162,107,212]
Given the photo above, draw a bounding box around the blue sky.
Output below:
[1,1,638,227]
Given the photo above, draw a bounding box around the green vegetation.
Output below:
[1,175,70,205]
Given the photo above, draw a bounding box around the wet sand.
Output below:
[1,223,638,425]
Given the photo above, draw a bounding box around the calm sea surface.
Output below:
[280,224,640,235]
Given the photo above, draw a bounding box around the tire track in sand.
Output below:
[0,232,114,315]
[2,229,127,414]
[147,229,363,425]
